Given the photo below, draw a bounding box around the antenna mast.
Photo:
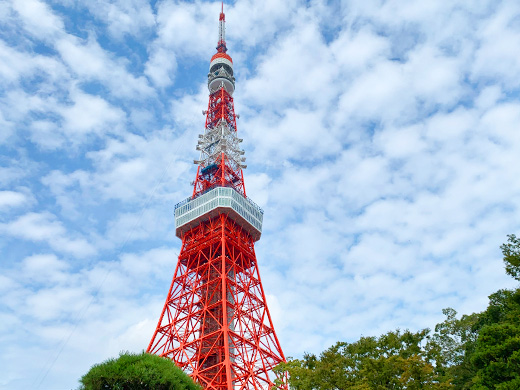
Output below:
[217,2,226,53]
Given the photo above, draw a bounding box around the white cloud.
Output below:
[38,130,194,254]
[471,1,520,88]
[0,38,130,149]
[0,39,39,84]
[29,120,64,149]
[227,0,299,48]
[243,172,271,208]
[81,0,155,39]
[11,0,64,40]
[22,253,70,283]
[0,161,32,187]
[27,285,91,321]
[404,44,464,106]
[330,28,390,72]
[475,85,503,110]
[0,245,177,388]
[105,208,172,244]
[153,1,215,56]
[145,47,177,88]
[6,212,64,240]
[56,36,154,98]
[58,89,125,136]
[143,1,214,87]
[118,247,178,282]
[0,89,50,124]
[246,108,341,164]
[1,87,125,148]
[0,190,30,211]
[0,110,14,144]
[243,17,337,109]
[0,212,96,258]
[46,129,193,204]
[375,123,426,159]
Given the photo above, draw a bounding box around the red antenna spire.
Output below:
[217,1,226,53]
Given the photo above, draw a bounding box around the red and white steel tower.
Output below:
[147,5,286,390]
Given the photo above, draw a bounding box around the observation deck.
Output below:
[174,186,263,241]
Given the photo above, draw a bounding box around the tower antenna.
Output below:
[217,1,226,53]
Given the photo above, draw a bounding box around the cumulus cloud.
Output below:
[22,253,70,283]
[0,190,31,211]
[143,1,214,87]
[0,212,96,258]
[80,0,155,39]
[41,129,193,207]
[58,89,125,136]
[10,0,64,40]
[471,1,520,88]
[0,246,177,389]
[145,47,178,88]
[56,35,154,98]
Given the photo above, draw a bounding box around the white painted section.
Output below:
[175,187,263,241]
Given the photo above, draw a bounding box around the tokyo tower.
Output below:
[147,4,286,390]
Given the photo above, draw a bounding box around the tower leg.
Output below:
[148,215,286,390]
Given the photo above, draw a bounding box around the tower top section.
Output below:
[193,3,244,199]
[208,2,234,95]
[211,2,231,64]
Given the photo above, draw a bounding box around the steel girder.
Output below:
[147,215,286,390]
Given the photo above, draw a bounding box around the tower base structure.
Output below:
[148,212,285,390]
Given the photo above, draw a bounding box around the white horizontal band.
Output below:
[175,187,263,241]
[210,57,233,70]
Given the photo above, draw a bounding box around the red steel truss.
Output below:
[147,5,286,390]
[192,86,245,199]
[147,215,285,390]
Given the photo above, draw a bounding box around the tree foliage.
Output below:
[277,235,520,390]
[78,352,200,390]
[471,288,520,390]
[275,329,452,390]
[426,308,480,389]
[501,234,520,281]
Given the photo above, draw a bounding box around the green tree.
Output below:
[275,330,452,390]
[78,351,200,390]
[500,234,520,281]
[471,323,520,390]
[467,235,520,389]
[470,289,520,390]
[426,308,480,389]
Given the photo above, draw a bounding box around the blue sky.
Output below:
[1,0,520,389]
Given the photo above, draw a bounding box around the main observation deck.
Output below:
[174,187,263,241]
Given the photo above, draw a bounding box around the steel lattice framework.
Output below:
[147,5,286,390]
